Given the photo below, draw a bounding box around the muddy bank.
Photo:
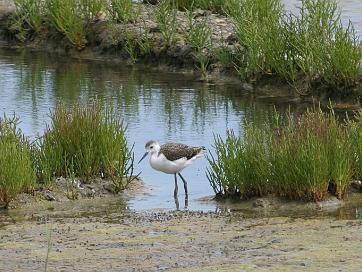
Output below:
[0,1,237,79]
[1,209,362,271]
[3,176,144,210]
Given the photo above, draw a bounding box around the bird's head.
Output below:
[138,140,160,163]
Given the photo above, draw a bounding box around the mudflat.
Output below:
[1,205,362,271]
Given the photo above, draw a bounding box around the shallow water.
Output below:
[1,48,362,219]
[0,48,301,212]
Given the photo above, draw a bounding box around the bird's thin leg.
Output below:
[174,173,178,198]
[174,195,180,210]
[184,195,188,210]
[178,173,188,197]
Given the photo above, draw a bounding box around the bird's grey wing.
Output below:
[160,143,202,161]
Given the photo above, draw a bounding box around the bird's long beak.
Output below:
[138,152,148,164]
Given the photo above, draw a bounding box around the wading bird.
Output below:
[138,140,206,198]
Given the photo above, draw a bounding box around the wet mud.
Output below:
[1,207,362,271]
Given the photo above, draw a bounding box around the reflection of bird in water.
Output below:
[138,140,206,202]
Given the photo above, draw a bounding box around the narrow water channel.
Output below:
[1,47,362,218]
[0,48,303,212]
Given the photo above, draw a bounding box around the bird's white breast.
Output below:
[149,153,187,174]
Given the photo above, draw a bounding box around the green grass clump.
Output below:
[110,0,139,23]
[46,0,88,49]
[207,107,354,201]
[207,127,270,198]
[174,0,225,13]
[154,0,178,47]
[12,0,45,41]
[37,101,134,188]
[269,111,332,201]
[79,0,107,22]
[185,9,211,75]
[226,0,361,89]
[292,0,362,88]
[349,112,362,183]
[0,116,35,207]
[226,0,290,80]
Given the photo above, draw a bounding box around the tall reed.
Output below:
[37,101,133,186]
[0,115,35,207]
[13,0,44,34]
[185,9,211,74]
[226,0,289,80]
[154,0,178,47]
[207,107,355,201]
[293,0,361,88]
[349,111,362,182]
[226,0,361,89]
[46,0,87,49]
[110,0,139,23]
[174,0,225,13]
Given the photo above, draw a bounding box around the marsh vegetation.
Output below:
[207,106,362,201]
[8,0,362,95]
[0,101,136,207]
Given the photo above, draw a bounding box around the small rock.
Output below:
[103,183,115,193]
[351,180,362,191]
[225,33,238,45]
[241,83,254,92]
[149,25,161,33]
[42,190,56,201]
[193,9,211,18]
[253,198,270,208]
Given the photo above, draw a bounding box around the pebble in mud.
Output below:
[351,180,362,191]
[252,198,272,209]
[42,190,56,201]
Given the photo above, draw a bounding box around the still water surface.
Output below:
[0,48,298,212]
[0,45,362,217]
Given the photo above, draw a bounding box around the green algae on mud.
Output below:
[1,210,362,271]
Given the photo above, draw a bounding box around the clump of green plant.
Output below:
[185,9,211,75]
[37,101,134,189]
[226,0,290,80]
[207,107,354,201]
[124,30,139,63]
[108,145,138,193]
[207,127,270,198]
[349,111,362,183]
[226,0,361,89]
[110,0,139,23]
[294,0,361,88]
[79,0,107,22]
[137,26,153,56]
[269,111,333,201]
[154,0,178,47]
[79,0,108,23]
[172,0,225,13]
[46,0,88,49]
[65,159,80,200]
[0,115,35,207]
[213,35,236,69]
[12,0,45,41]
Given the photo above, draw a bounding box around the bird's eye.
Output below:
[150,146,153,149]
